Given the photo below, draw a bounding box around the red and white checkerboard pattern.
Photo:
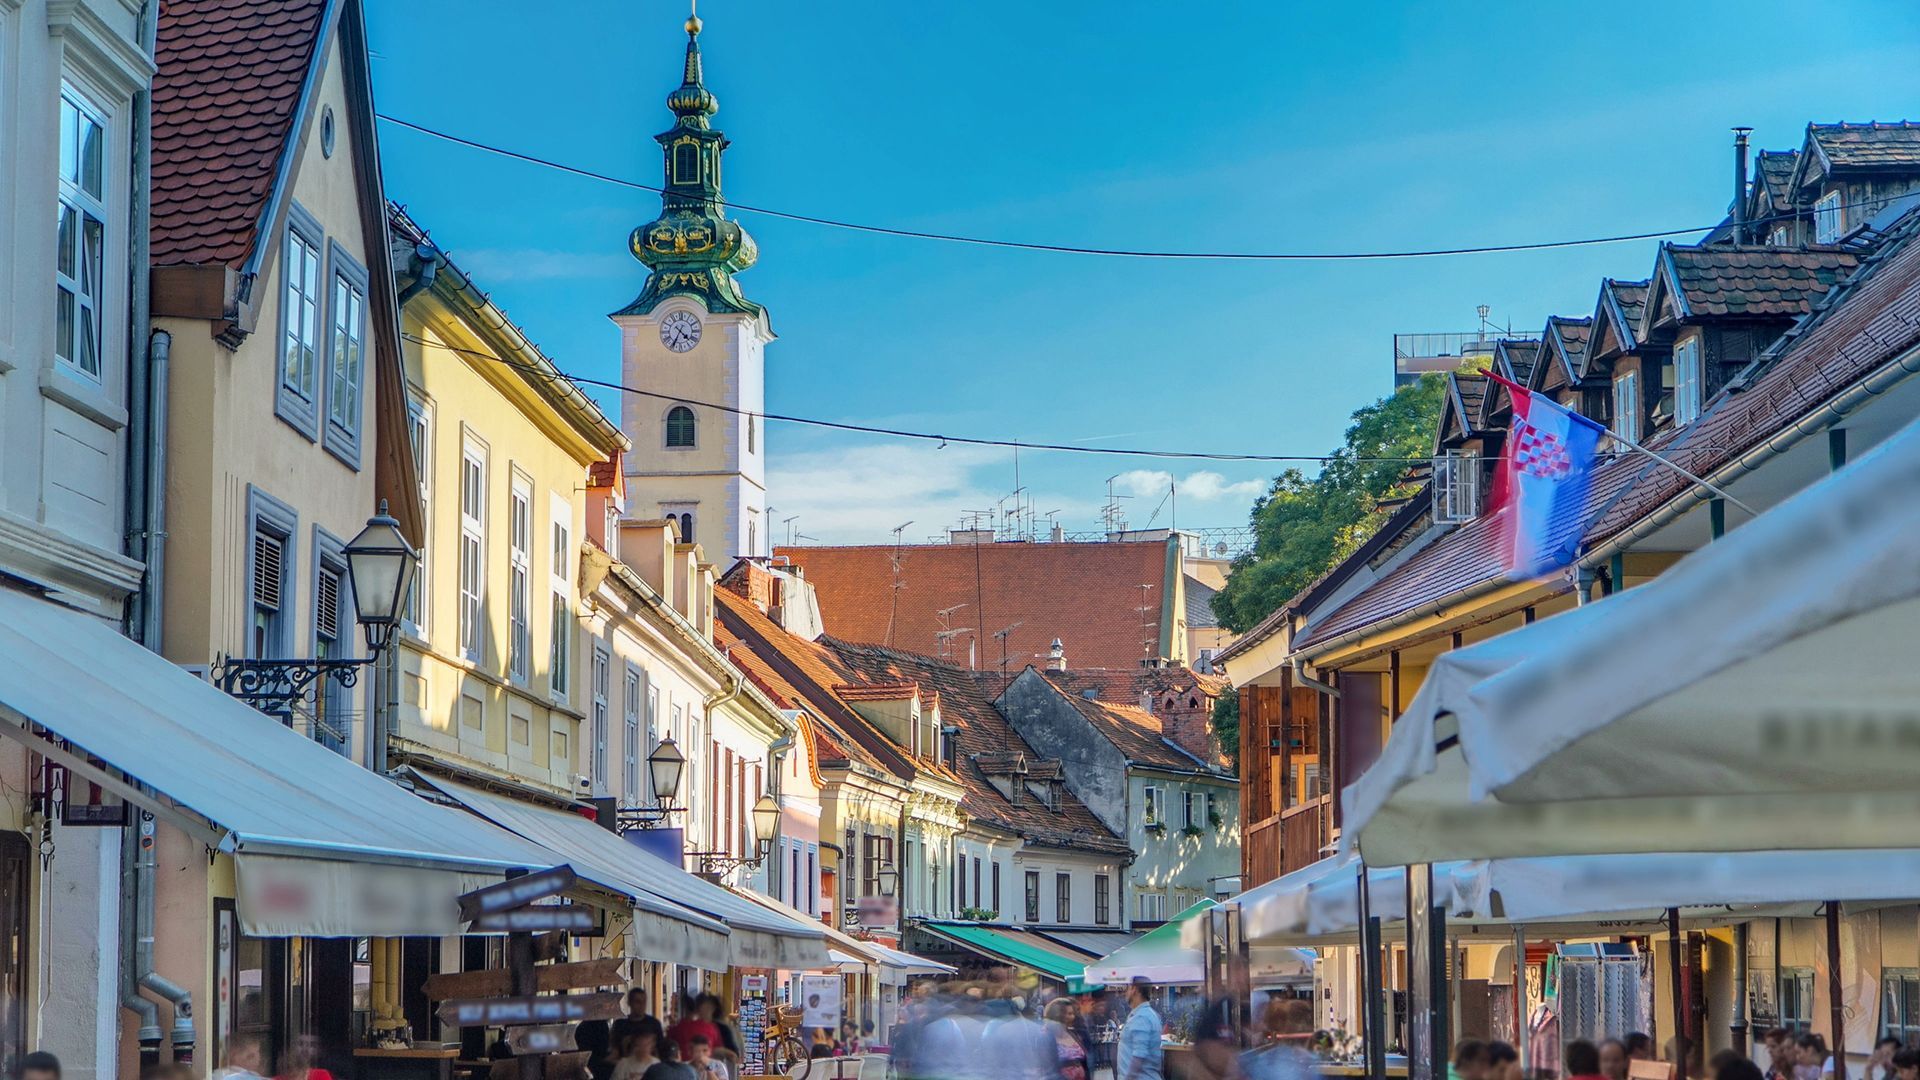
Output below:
[1512,421,1574,480]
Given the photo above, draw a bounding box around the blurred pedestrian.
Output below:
[277,1035,335,1080]
[1892,1048,1920,1080]
[613,989,667,1060]
[1871,1038,1906,1080]
[1047,998,1092,1080]
[1626,1034,1656,1062]
[1601,1039,1630,1080]
[1488,1042,1522,1080]
[695,995,740,1077]
[1763,1030,1795,1080]
[611,1029,661,1080]
[216,1035,269,1080]
[1117,979,1164,1080]
[641,1038,696,1080]
[687,1036,727,1080]
[1240,1000,1314,1080]
[1567,1040,1608,1080]
[1796,1033,1833,1080]
[1717,1059,1766,1080]
[1452,1040,1490,1080]
[19,1053,61,1080]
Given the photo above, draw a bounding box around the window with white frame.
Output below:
[549,495,573,701]
[1185,790,1206,829]
[278,207,324,431]
[591,648,610,792]
[1023,870,1040,922]
[1143,784,1165,828]
[458,441,485,661]
[403,397,431,632]
[507,477,533,682]
[56,86,109,380]
[1612,370,1640,446]
[1432,450,1480,524]
[1815,191,1844,244]
[1138,890,1168,923]
[1779,967,1814,1034]
[646,684,661,801]
[623,668,642,800]
[1673,336,1704,426]
[324,250,368,463]
[1055,872,1071,923]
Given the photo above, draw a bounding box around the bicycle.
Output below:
[764,1005,813,1079]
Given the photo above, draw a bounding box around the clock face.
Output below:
[659,310,702,353]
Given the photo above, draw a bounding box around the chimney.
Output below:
[1049,522,1064,543]
[1047,638,1066,672]
[1733,126,1752,244]
[1139,690,1155,715]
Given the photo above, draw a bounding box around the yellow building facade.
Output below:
[388,206,628,796]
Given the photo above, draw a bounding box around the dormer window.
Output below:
[1432,449,1481,524]
[1612,371,1640,447]
[1673,336,1704,426]
[1815,191,1844,244]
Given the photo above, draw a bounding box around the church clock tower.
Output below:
[612,10,770,561]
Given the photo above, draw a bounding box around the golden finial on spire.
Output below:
[686,0,701,36]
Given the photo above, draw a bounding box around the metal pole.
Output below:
[1513,926,1528,1072]
[1668,908,1687,1080]
[1358,864,1385,1079]
[1828,903,1848,1080]
[1732,922,1750,1059]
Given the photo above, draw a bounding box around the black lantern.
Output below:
[345,501,418,655]
[649,737,686,808]
[876,863,899,897]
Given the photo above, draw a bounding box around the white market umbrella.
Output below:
[1344,413,1920,868]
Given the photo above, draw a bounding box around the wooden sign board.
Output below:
[425,957,630,1001]
[458,865,578,921]
[484,1052,592,1080]
[533,930,568,963]
[507,1025,575,1055]
[436,991,624,1027]
[469,904,597,934]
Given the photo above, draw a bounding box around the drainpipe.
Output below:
[765,735,792,900]
[124,0,194,1062]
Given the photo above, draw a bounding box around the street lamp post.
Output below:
[688,791,782,876]
[215,504,417,759]
[612,737,688,833]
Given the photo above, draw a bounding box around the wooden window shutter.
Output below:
[253,533,284,612]
[316,567,341,640]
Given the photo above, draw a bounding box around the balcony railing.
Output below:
[1279,795,1332,878]
[1244,815,1283,889]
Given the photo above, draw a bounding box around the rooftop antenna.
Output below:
[1102,476,1135,537]
[782,516,799,547]
[992,621,1024,692]
[884,521,914,646]
[934,603,971,663]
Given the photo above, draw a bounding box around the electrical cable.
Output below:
[376,113,1847,262]
[402,333,1440,463]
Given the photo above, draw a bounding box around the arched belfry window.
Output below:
[665,406,696,448]
[673,142,700,185]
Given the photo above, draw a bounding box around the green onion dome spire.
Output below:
[615,6,761,319]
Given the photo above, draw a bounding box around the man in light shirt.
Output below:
[1118,978,1165,1080]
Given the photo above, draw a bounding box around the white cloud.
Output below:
[767,442,1104,545]
[1111,469,1265,502]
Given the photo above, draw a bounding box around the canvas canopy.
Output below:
[0,586,568,936]
[1086,900,1315,987]
[1345,415,1920,867]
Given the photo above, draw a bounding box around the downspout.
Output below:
[124,0,194,1062]
[765,735,792,901]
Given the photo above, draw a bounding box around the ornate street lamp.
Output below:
[216,503,418,726]
[751,793,781,848]
[648,737,686,809]
[344,503,417,655]
[876,863,899,898]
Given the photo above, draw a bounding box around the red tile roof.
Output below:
[777,540,1179,670]
[1037,666,1229,708]
[152,0,331,267]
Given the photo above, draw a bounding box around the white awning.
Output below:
[0,586,551,937]
[1345,417,1920,866]
[861,942,956,985]
[726,887,951,984]
[425,776,827,971]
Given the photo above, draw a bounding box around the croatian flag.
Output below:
[1485,373,1605,579]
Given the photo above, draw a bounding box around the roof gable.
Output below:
[152,0,334,269]
[1434,373,1487,451]
[1478,341,1540,426]
[1643,245,1863,339]
[1795,122,1920,189]
[1583,278,1649,375]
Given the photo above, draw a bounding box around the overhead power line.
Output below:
[376,114,1826,262]
[402,333,1435,463]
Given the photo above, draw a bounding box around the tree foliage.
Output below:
[1212,375,1448,633]
[1210,691,1239,769]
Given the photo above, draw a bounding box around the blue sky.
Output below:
[366,1,1920,545]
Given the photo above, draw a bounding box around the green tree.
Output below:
[1210,692,1239,769]
[1213,374,1448,633]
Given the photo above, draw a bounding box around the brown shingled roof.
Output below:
[1651,246,1860,328]
[152,0,331,267]
[1040,674,1215,773]
[1037,665,1228,708]
[825,641,1131,854]
[1806,122,1920,171]
[1295,211,1920,656]
[1754,151,1800,214]
[778,540,1178,670]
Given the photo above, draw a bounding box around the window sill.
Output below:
[40,365,128,429]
